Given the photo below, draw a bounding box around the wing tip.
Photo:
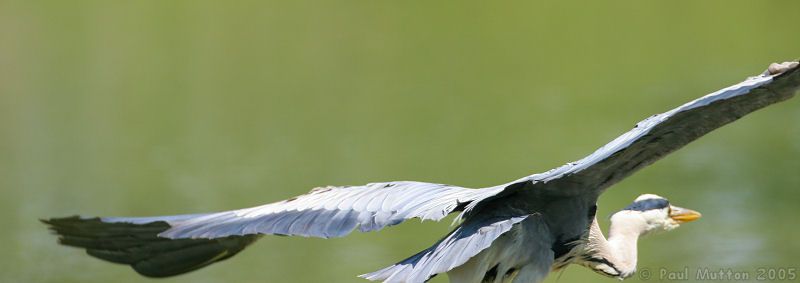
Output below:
[766,61,799,76]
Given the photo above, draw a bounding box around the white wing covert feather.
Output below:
[119,181,506,239]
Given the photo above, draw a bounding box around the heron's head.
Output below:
[611,194,701,235]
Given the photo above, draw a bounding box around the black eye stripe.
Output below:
[622,198,669,211]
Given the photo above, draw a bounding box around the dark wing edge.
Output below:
[41,216,260,277]
[360,215,529,283]
[486,62,800,199]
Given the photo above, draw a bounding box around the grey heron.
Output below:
[44,61,800,283]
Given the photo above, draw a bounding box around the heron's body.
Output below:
[44,62,800,283]
[445,192,595,283]
[449,215,552,283]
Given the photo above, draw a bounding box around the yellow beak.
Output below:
[669,206,702,223]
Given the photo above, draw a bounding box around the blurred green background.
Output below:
[1,1,799,282]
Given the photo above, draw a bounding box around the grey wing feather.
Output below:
[360,215,529,283]
[104,181,505,239]
[479,63,800,200]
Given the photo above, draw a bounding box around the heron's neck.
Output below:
[583,215,646,279]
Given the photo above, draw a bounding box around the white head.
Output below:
[610,194,702,236]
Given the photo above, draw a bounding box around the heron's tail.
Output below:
[42,216,260,277]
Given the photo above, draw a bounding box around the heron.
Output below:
[44,61,800,283]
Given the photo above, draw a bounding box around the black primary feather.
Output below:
[42,216,260,277]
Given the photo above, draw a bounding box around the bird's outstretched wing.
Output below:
[489,62,800,200]
[43,182,504,277]
[100,181,504,239]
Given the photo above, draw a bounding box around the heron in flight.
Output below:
[44,61,800,283]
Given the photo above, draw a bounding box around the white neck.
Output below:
[582,214,646,279]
